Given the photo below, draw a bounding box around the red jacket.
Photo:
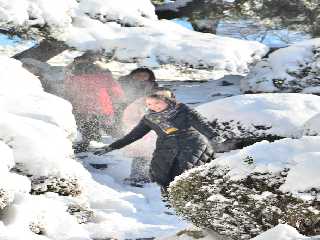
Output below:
[64,73,124,116]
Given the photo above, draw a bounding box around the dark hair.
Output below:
[74,51,101,62]
[129,68,156,82]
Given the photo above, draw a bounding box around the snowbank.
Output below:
[0,0,268,76]
[303,113,320,136]
[211,136,320,194]
[251,224,308,240]
[241,38,320,93]
[196,93,320,137]
[0,55,187,239]
[169,137,320,239]
[0,56,76,138]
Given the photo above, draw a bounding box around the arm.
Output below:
[109,118,151,150]
[187,107,219,140]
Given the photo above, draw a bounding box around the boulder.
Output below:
[169,137,320,239]
[240,39,320,94]
[196,93,320,152]
[303,113,320,136]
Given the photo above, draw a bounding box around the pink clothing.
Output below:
[64,73,124,117]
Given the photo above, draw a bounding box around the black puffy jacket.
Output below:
[109,103,217,186]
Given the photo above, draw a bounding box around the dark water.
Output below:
[158,0,316,48]
[173,18,311,48]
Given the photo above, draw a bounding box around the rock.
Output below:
[0,188,12,210]
[240,39,320,94]
[209,119,282,153]
[169,137,320,239]
[90,163,108,170]
[196,93,320,153]
[31,176,82,197]
[67,204,94,224]
[29,220,46,235]
[303,113,320,136]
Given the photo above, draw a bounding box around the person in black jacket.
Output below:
[95,94,217,188]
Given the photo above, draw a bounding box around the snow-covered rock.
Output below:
[169,136,320,239]
[0,56,76,139]
[196,93,320,152]
[1,193,90,239]
[251,224,309,240]
[0,141,31,210]
[0,0,268,77]
[303,113,320,136]
[241,38,320,94]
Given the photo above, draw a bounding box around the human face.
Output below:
[146,97,168,112]
[132,72,150,81]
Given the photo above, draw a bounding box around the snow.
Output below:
[156,0,193,12]
[196,93,320,137]
[0,55,187,239]
[206,136,320,196]
[250,224,308,240]
[79,0,157,25]
[0,1,319,238]
[241,38,320,93]
[0,56,76,138]
[0,0,268,77]
[303,113,320,136]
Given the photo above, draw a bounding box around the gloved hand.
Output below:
[93,146,114,156]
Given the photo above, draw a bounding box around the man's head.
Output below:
[129,68,156,82]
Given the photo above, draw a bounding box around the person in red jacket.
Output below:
[64,52,125,153]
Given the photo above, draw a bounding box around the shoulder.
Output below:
[176,103,190,112]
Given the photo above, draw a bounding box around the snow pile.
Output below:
[194,93,320,152]
[0,0,268,76]
[197,93,320,137]
[0,55,187,239]
[211,137,320,194]
[0,141,30,210]
[0,56,76,138]
[303,113,320,136]
[251,224,308,240]
[79,0,157,25]
[241,38,320,93]
[169,136,320,239]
